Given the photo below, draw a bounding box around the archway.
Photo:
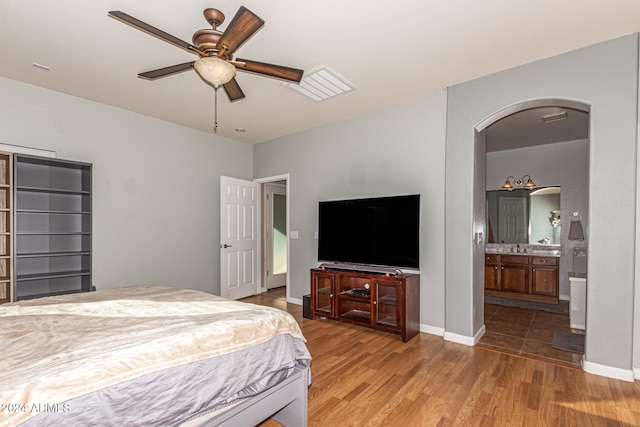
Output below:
[474,98,590,365]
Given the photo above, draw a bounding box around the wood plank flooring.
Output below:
[244,288,640,427]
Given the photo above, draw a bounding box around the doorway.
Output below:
[255,175,290,299]
[476,99,590,368]
[264,182,287,289]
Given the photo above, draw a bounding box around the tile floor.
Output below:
[245,288,584,369]
[477,302,584,368]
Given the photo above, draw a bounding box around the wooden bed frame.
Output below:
[194,364,309,427]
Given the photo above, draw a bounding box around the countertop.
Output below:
[485,250,560,257]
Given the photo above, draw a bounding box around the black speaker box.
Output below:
[302,294,311,319]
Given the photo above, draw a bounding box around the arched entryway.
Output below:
[474,98,590,366]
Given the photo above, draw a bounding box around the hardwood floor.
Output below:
[244,288,640,426]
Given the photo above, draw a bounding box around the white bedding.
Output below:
[0,285,310,426]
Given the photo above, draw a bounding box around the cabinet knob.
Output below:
[532,269,536,272]
[330,294,333,297]
[501,267,504,270]
[374,301,377,304]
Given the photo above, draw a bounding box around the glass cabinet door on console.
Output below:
[375,280,400,329]
[311,272,335,317]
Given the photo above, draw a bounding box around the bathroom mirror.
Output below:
[486,187,561,244]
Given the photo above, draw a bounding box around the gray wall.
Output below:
[1,34,638,378]
[253,92,448,330]
[446,34,638,372]
[0,76,253,295]
[486,139,590,298]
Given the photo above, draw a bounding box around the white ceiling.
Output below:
[1,1,638,144]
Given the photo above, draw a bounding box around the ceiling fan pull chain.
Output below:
[214,88,218,134]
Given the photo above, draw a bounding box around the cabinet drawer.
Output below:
[532,256,558,266]
[501,255,529,265]
[485,254,499,263]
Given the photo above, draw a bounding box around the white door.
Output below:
[498,197,528,243]
[220,176,258,300]
[265,184,287,289]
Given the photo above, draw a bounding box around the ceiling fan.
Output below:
[108,6,304,103]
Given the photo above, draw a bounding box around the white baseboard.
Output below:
[583,358,635,382]
[421,326,636,382]
[420,324,445,337]
[287,297,302,305]
[444,325,486,346]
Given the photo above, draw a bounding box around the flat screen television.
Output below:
[317,194,420,269]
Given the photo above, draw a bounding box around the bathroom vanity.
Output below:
[484,185,562,304]
[484,252,559,304]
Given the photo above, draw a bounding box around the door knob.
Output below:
[221,243,233,248]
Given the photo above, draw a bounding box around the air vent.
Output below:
[285,66,355,101]
[542,111,568,123]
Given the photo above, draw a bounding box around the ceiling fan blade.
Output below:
[138,62,195,80]
[234,59,303,82]
[216,6,264,58]
[108,11,205,56]
[223,78,246,102]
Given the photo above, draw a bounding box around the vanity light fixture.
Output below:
[502,175,536,191]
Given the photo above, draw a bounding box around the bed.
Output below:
[0,285,311,426]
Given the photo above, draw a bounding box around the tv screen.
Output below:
[318,194,420,269]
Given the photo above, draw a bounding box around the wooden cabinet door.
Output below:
[531,256,558,297]
[485,263,499,290]
[500,264,529,293]
[374,280,401,331]
[484,254,499,290]
[532,267,558,297]
[311,271,336,318]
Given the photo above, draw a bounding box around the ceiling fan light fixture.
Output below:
[194,56,236,88]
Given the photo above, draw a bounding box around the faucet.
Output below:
[517,244,520,253]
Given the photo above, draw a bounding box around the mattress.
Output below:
[0,285,311,426]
